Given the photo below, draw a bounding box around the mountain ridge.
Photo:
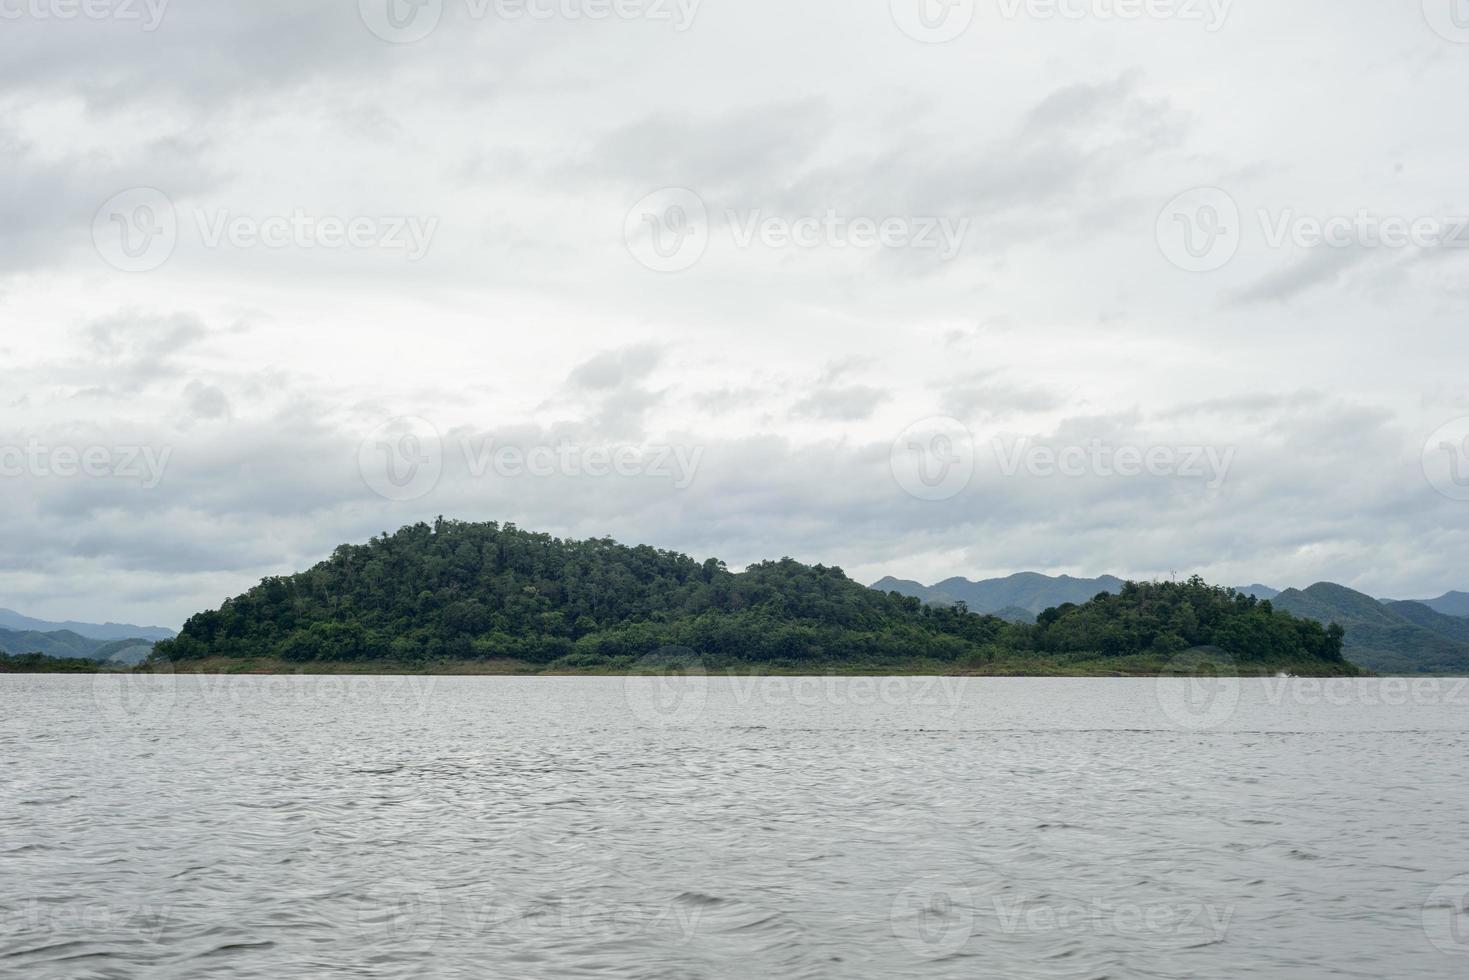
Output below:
[0,626,155,664]
[0,608,175,643]
[148,519,1356,676]
[871,573,1129,616]
[1272,583,1469,673]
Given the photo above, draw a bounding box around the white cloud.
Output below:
[1,0,1467,625]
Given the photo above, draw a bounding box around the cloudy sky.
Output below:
[4,0,1469,628]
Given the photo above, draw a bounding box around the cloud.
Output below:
[790,385,889,422]
[181,381,232,423]
[942,380,1063,421]
[2,3,1467,626]
[567,345,662,391]
[1229,246,1374,305]
[566,100,834,199]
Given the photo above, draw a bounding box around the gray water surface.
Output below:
[4,674,1469,979]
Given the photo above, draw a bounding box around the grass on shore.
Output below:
[105,650,1362,677]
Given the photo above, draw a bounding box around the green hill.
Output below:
[871,572,1127,615]
[1273,584,1469,673]
[0,608,174,642]
[993,606,1038,625]
[1412,591,1469,618]
[151,520,1356,676]
[1383,600,1469,646]
[0,652,106,673]
[0,627,156,664]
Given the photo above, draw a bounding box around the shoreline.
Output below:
[7,655,1377,678]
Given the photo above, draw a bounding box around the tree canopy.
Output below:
[152,520,1352,673]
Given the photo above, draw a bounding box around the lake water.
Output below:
[4,674,1469,979]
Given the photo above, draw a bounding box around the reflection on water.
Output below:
[3,675,1469,978]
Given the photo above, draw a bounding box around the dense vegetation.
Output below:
[0,627,154,663]
[150,520,1356,675]
[1028,578,1346,664]
[872,572,1127,616]
[1274,583,1469,673]
[0,652,105,673]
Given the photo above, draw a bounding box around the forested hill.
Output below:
[152,520,1357,675]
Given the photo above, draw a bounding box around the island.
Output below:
[140,519,1360,677]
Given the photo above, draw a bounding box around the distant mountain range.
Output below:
[873,574,1469,673]
[872,572,1283,619]
[0,627,155,665]
[0,608,175,643]
[1408,591,1469,618]
[1272,585,1469,674]
[870,573,1129,622]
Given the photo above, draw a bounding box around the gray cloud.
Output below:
[1230,246,1374,305]
[567,345,662,391]
[790,386,890,422]
[2,2,1467,626]
[942,379,1064,421]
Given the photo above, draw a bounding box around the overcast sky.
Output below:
[3,0,1468,628]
